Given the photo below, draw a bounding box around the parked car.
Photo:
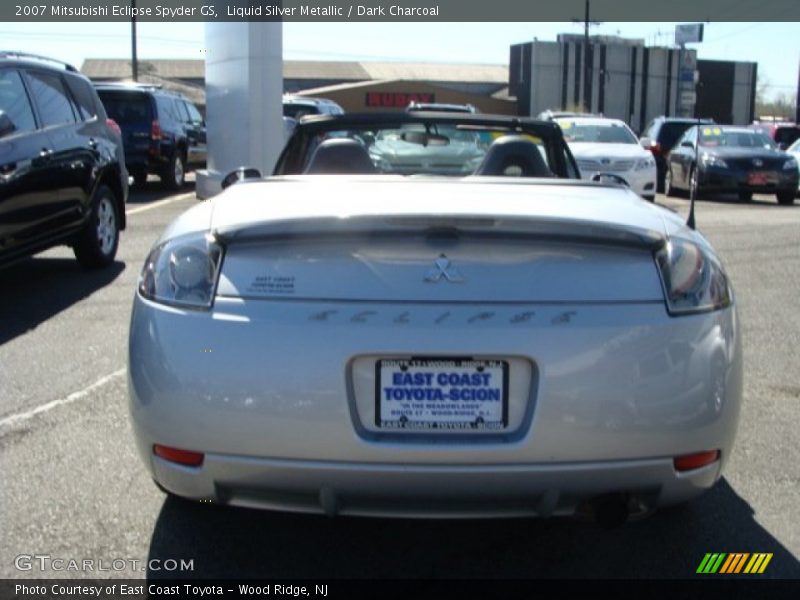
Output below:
[128,112,742,524]
[536,109,600,121]
[282,94,344,119]
[95,83,206,190]
[640,117,714,192]
[406,102,478,113]
[665,124,798,205]
[0,51,127,269]
[749,120,800,151]
[558,116,657,201]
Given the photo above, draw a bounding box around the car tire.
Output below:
[132,169,148,188]
[73,184,120,268]
[738,191,753,202]
[161,151,186,191]
[664,167,677,197]
[777,191,795,205]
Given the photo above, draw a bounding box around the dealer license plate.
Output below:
[747,171,777,185]
[376,358,508,431]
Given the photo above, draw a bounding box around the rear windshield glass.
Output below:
[97,92,151,123]
[283,104,320,119]
[284,121,561,178]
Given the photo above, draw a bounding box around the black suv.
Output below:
[95,83,206,190]
[0,52,127,269]
[641,117,714,192]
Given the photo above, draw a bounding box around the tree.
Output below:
[755,74,797,120]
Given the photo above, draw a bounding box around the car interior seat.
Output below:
[303,138,377,174]
[474,135,553,177]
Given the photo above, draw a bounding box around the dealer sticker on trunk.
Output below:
[375,358,508,431]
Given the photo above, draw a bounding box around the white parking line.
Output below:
[1,195,192,434]
[0,368,127,432]
[126,192,196,216]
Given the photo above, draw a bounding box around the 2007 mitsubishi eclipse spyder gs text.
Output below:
[128,113,742,524]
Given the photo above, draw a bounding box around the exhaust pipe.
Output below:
[589,493,631,528]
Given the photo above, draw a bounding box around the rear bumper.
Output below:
[128,295,742,516]
[125,152,161,174]
[148,451,721,518]
[124,143,176,174]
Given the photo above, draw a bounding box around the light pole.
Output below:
[583,0,590,112]
[572,0,600,113]
[131,0,138,81]
[795,59,799,123]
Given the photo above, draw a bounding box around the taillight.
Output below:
[153,444,204,467]
[674,450,720,472]
[650,142,662,156]
[105,118,121,137]
[151,120,163,141]
[654,238,732,316]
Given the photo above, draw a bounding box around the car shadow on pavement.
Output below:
[0,258,125,346]
[126,176,195,205]
[147,478,799,579]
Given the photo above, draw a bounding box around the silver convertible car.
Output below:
[128,113,742,524]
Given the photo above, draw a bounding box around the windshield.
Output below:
[558,121,638,144]
[700,127,777,149]
[341,125,514,176]
[276,116,574,178]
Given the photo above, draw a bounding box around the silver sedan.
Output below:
[128,114,742,524]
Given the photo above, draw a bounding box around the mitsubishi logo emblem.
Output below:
[424,254,464,283]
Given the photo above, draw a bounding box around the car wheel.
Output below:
[132,169,148,188]
[161,151,186,191]
[664,167,677,197]
[777,191,795,205]
[738,191,753,202]
[73,184,120,268]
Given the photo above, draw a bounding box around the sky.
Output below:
[0,21,797,101]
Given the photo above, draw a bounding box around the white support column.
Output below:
[196,22,283,199]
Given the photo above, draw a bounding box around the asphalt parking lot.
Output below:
[1,181,799,580]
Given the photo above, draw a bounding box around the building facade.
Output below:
[510,37,757,131]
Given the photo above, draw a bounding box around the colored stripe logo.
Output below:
[697,553,772,574]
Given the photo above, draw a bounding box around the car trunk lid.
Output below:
[213,177,668,303]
